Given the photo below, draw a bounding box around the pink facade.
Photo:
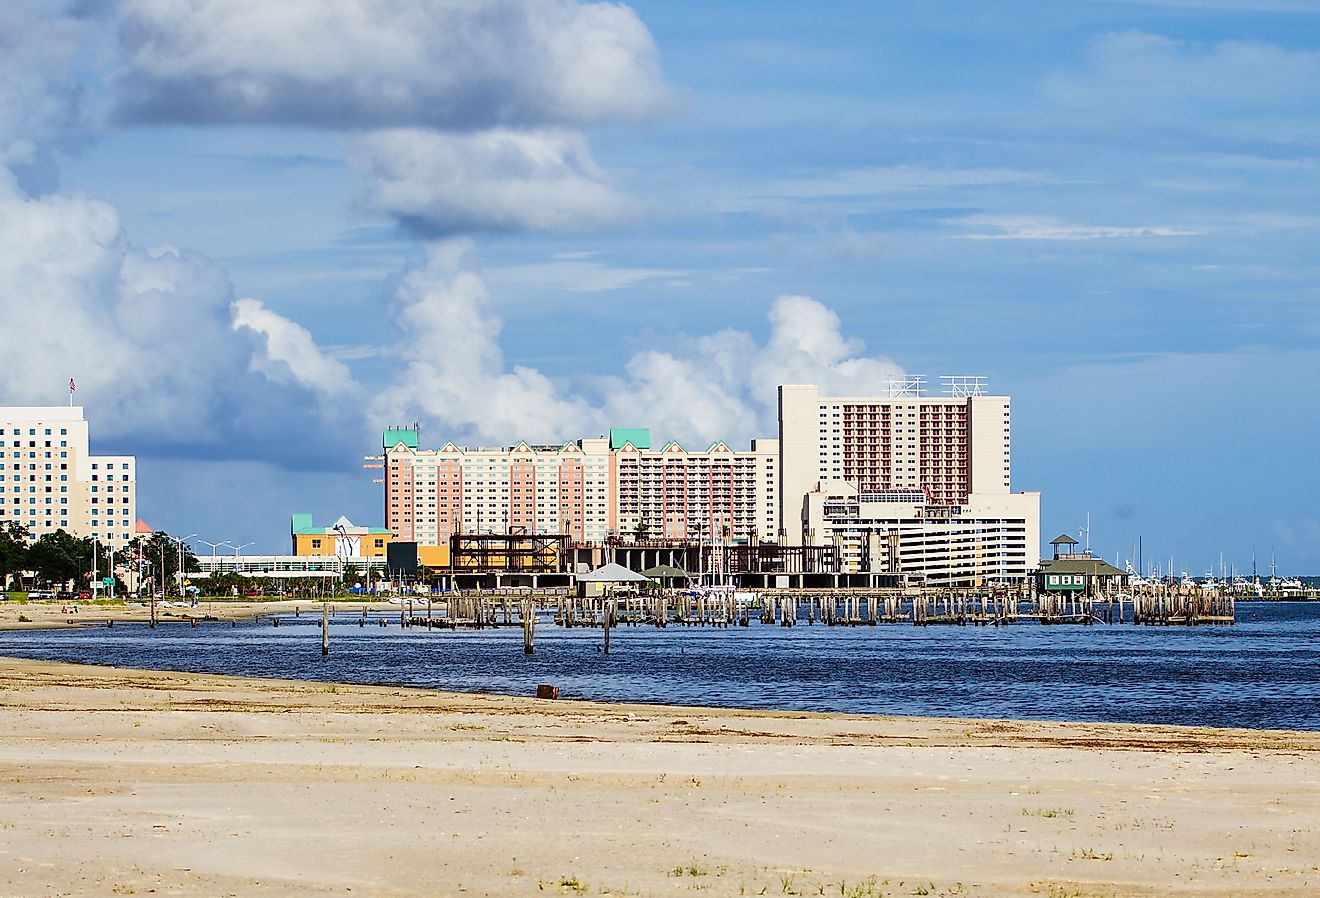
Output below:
[385,433,776,547]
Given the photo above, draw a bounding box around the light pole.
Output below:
[197,538,229,607]
[333,523,350,596]
[224,542,254,595]
[197,538,230,567]
[176,533,197,600]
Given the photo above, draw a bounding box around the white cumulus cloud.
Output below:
[0,169,360,466]
[353,128,636,235]
[375,240,904,448]
[113,0,670,128]
[379,240,603,442]
[232,298,359,396]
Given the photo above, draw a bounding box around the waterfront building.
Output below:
[800,481,1039,587]
[290,514,392,557]
[1034,533,1126,596]
[0,406,137,550]
[380,376,1040,585]
[383,428,614,545]
[611,429,778,542]
[783,378,1040,586]
[778,378,1011,532]
[382,426,778,547]
[194,554,388,581]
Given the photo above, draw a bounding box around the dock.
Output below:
[389,581,1236,642]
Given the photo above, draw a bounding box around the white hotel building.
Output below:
[0,407,137,551]
[779,378,1040,586]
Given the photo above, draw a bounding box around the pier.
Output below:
[387,580,1237,644]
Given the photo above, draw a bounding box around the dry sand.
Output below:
[0,645,1318,896]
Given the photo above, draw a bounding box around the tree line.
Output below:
[0,522,199,595]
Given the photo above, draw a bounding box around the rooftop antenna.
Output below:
[940,375,987,398]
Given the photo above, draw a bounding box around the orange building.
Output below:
[291,514,392,557]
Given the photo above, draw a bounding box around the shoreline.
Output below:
[0,598,401,631]
[2,652,1319,749]
[3,654,1320,749]
[3,599,1318,735]
[3,657,1320,896]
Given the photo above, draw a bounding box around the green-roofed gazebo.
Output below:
[1049,533,1079,559]
[642,563,691,584]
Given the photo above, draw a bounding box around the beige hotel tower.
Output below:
[778,378,1040,585]
[0,406,137,551]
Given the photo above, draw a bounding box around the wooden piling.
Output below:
[321,602,329,657]
[522,598,535,655]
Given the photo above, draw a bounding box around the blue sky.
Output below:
[2,0,1318,573]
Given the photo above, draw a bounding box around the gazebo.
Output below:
[641,563,691,586]
[576,562,650,598]
[1049,533,1080,559]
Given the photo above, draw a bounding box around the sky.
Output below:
[2,0,1318,574]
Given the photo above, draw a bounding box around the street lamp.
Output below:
[223,542,254,581]
[333,523,350,595]
[197,538,230,605]
[196,538,230,568]
[176,533,197,599]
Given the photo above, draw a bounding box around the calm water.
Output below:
[2,601,1318,730]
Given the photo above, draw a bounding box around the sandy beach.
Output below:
[0,653,1317,898]
[0,598,393,631]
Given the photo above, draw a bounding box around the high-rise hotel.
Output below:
[382,428,777,547]
[383,377,1040,586]
[0,407,138,550]
[781,378,1039,585]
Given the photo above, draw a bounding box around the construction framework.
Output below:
[726,543,840,574]
[449,533,571,574]
[600,537,842,577]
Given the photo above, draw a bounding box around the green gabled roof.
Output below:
[383,427,418,449]
[1050,533,1079,545]
[1039,557,1125,576]
[706,440,730,453]
[610,427,651,450]
[659,440,685,452]
[293,513,391,536]
[642,564,690,579]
